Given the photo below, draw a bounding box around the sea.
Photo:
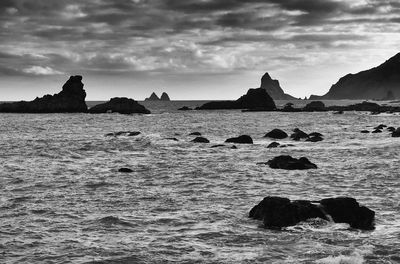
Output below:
[1,100,399,264]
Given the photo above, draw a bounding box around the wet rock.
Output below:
[374,124,387,130]
[89,97,150,114]
[225,135,253,144]
[306,135,323,142]
[320,197,375,230]
[372,129,382,133]
[266,155,317,170]
[105,131,141,137]
[391,128,400,137]
[308,132,323,137]
[127,132,141,136]
[333,110,344,114]
[387,127,396,132]
[211,144,225,148]
[290,128,309,141]
[360,130,370,133]
[264,129,288,139]
[189,132,202,136]
[267,142,280,148]
[165,138,179,141]
[118,168,133,173]
[249,196,375,230]
[303,101,326,111]
[231,145,238,149]
[178,106,192,111]
[192,137,210,143]
[0,75,87,113]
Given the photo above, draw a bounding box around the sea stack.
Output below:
[89,97,150,114]
[145,92,160,101]
[160,92,170,101]
[0,75,87,113]
[260,73,296,100]
[198,88,276,110]
[309,53,400,100]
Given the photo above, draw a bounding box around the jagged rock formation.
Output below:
[145,92,160,101]
[249,196,375,230]
[160,92,170,101]
[0,75,87,113]
[89,97,150,114]
[310,53,400,100]
[197,88,276,110]
[260,73,296,100]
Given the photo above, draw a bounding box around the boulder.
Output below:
[267,142,280,148]
[392,128,400,137]
[211,144,225,148]
[360,130,370,133]
[192,137,209,143]
[372,129,382,133]
[249,196,375,230]
[387,127,396,132]
[198,88,276,110]
[89,97,150,114]
[160,92,170,101]
[264,129,288,139]
[0,75,87,113]
[303,101,326,111]
[178,106,192,111]
[165,137,179,141]
[225,135,253,144]
[374,124,387,130]
[266,155,317,170]
[306,135,324,142]
[290,128,309,141]
[308,132,323,137]
[118,168,133,173]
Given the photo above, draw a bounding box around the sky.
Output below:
[0,0,400,100]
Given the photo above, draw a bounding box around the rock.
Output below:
[266,155,317,170]
[118,168,133,173]
[211,144,225,148]
[308,132,323,137]
[387,126,396,132]
[160,92,170,101]
[127,131,141,136]
[198,88,276,110]
[145,92,160,101]
[372,129,382,133]
[333,110,344,114]
[360,130,370,133]
[267,142,280,148]
[314,53,400,100]
[249,196,375,230]
[89,97,150,114]
[0,75,87,113]
[105,131,141,137]
[231,145,237,149]
[290,128,309,141]
[260,72,296,100]
[392,128,400,137]
[225,135,253,144]
[192,137,209,143]
[189,132,202,136]
[320,197,375,230]
[303,101,326,111]
[264,129,288,139]
[165,137,179,141]
[178,106,192,111]
[374,124,387,130]
[306,135,323,142]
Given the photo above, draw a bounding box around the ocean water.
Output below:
[1,101,400,264]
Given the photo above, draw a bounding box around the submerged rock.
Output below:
[372,129,382,133]
[118,168,133,173]
[89,97,150,114]
[266,155,317,170]
[192,137,210,143]
[306,135,323,142]
[225,135,253,144]
[264,129,288,139]
[178,106,192,111]
[0,75,87,113]
[249,196,375,230]
[360,130,370,133]
[267,142,280,148]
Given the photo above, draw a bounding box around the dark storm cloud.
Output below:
[0,0,399,77]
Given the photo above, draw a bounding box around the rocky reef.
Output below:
[197,88,276,110]
[89,97,150,114]
[0,75,87,113]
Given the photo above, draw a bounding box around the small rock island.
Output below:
[145,92,171,101]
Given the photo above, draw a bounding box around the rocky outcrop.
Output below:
[310,53,400,100]
[160,92,170,101]
[260,73,296,100]
[249,196,375,230]
[198,88,276,110]
[225,135,253,144]
[0,75,87,113]
[89,97,150,114]
[290,128,309,141]
[178,106,192,111]
[145,92,160,101]
[264,129,288,139]
[266,155,317,170]
[303,101,326,111]
[192,137,210,143]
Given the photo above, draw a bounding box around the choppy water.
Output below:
[1,101,400,263]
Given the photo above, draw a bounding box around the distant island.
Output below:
[310,53,400,100]
[145,92,170,101]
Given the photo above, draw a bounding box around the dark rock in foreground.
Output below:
[0,75,87,113]
[198,88,276,110]
[290,128,309,141]
[249,196,375,230]
[392,128,400,137]
[225,135,253,144]
[192,137,209,143]
[264,129,288,139]
[361,130,370,133]
[189,132,202,136]
[266,155,317,170]
[267,142,280,148]
[118,168,133,173]
[89,97,150,114]
[306,135,323,142]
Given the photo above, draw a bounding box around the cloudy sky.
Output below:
[1,0,399,100]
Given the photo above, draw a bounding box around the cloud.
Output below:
[23,66,63,75]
